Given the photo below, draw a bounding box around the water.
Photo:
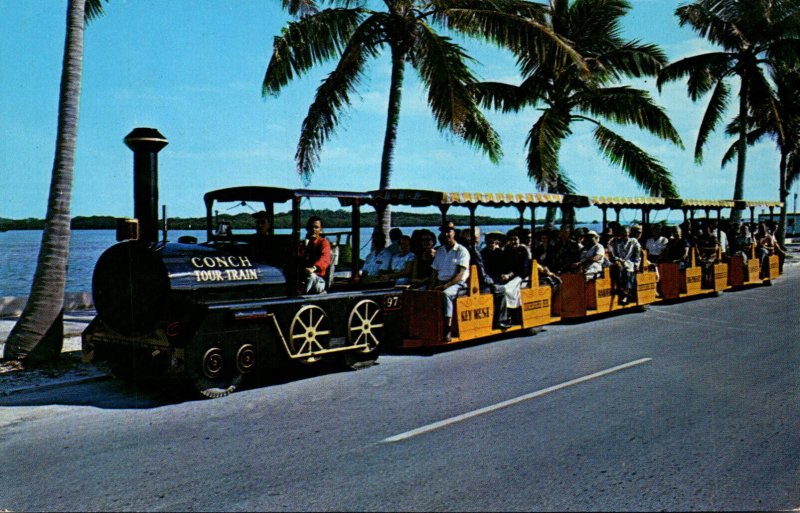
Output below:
[0,223,601,297]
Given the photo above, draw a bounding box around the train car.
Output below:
[558,196,662,318]
[372,189,575,347]
[82,129,404,397]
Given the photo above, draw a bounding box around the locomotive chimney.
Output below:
[124,127,168,244]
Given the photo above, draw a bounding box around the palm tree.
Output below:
[657,0,800,221]
[3,0,106,363]
[721,62,800,245]
[472,0,682,200]
[264,0,583,234]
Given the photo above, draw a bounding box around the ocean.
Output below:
[0,223,602,297]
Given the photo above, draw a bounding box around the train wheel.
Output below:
[342,299,383,370]
[289,305,331,364]
[194,347,242,399]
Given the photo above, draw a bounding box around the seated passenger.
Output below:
[662,225,691,269]
[697,223,719,286]
[609,225,642,305]
[386,227,403,257]
[644,224,668,264]
[481,232,506,282]
[497,229,531,324]
[571,230,605,281]
[297,215,332,294]
[550,225,582,274]
[388,235,415,285]
[430,223,470,341]
[361,230,392,282]
[411,229,437,286]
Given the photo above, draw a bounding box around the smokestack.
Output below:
[124,128,168,244]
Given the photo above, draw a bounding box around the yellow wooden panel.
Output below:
[455,293,494,339]
[636,272,658,305]
[521,286,553,328]
[713,263,729,291]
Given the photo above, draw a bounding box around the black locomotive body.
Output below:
[81,129,404,397]
[83,236,404,397]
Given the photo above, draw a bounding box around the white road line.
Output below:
[381,357,652,444]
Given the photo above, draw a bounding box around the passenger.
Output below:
[411,229,437,286]
[386,227,403,257]
[429,223,471,341]
[549,225,582,274]
[361,230,392,281]
[297,215,332,294]
[698,223,719,286]
[609,225,642,305]
[459,224,496,290]
[481,231,506,283]
[644,223,668,264]
[730,222,751,259]
[708,220,728,256]
[531,229,555,273]
[766,220,786,273]
[497,229,531,325]
[388,235,415,285]
[662,225,691,269]
[571,230,605,281]
[680,220,698,251]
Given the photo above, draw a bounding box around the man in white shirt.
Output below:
[430,222,471,340]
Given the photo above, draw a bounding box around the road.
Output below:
[1,271,798,511]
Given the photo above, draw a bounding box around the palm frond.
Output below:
[656,52,732,99]
[694,79,730,163]
[592,124,678,197]
[414,23,502,162]
[676,0,743,50]
[525,109,571,189]
[439,1,588,77]
[720,127,768,168]
[294,16,383,180]
[596,41,667,79]
[85,0,107,22]
[263,8,367,96]
[280,0,319,17]
[470,81,530,113]
[576,87,683,146]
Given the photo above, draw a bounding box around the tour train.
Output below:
[81,129,783,398]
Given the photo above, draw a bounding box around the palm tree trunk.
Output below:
[778,149,788,247]
[3,0,85,363]
[376,50,405,238]
[731,73,749,223]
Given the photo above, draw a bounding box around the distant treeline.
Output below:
[0,209,574,231]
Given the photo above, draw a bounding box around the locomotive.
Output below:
[81,129,404,397]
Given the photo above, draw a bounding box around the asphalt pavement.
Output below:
[0,262,798,511]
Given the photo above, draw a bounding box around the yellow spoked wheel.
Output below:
[289,305,331,363]
[347,299,383,352]
[343,300,382,370]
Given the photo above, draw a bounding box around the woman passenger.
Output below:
[388,235,415,285]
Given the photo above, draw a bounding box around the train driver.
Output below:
[298,215,332,294]
[430,222,470,341]
[248,210,273,262]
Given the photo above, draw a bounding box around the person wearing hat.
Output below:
[430,222,471,340]
[572,230,606,281]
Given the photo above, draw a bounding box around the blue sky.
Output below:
[1,0,795,223]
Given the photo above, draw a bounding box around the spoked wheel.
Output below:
[289,305,331,364]
[194,347,243,399]
[342,299,383,370]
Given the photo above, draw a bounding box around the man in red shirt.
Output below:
[298,215,332,294]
